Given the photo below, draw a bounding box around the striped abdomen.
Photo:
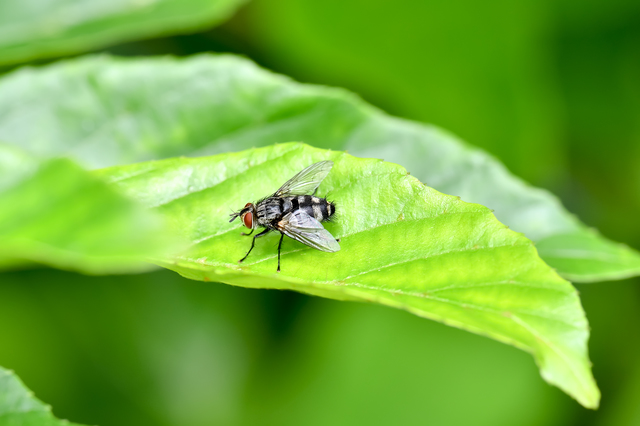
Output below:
[282,195,335,223]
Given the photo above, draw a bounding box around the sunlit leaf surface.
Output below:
[98,143,600,408]
[0,54,636,282]
[0,144,178,274]
[0,0,245,66]
[0,366,85,426]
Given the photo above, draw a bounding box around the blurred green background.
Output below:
[1,0,640,425]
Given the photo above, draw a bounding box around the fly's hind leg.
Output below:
[277,233,285,272]
[239,228,270,263]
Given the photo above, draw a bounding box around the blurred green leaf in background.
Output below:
[1,54,638,282]
[0,366,85,426]
[0,144,180,274]
[0,0,246,66]
[1,0,640,425]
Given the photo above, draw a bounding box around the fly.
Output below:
[229,160,340,272]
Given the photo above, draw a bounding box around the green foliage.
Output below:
[244,0,564,184]
[0,54,637,282]
[0,366,84,426]
[0,269,580,426]
[1,0,637,423]
[0,0,246,66]
[98,142,599,408]
[0,144,179,274]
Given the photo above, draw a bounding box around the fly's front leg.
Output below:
[241,229,254,236]
[277,233,285,272]
[239,228,270,263]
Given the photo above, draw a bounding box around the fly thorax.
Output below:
[256,198,283,225]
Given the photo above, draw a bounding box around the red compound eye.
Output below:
[242,212,253,229]
[244,203,252,208]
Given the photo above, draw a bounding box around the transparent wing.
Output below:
[274,161,333,197]
[278,210,340,253]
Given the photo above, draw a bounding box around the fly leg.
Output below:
[277,233,285,272]
[241,229,254,236]
[239,228,270,263]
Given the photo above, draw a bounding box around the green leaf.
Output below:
[344,120,640,283]
[0,144,179,274]
[0,54,638,282]
[98,142,600,408]
[0,366,85,426]
[0,0,245,66]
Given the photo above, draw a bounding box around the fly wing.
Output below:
[274,161,333,197]
[278,210,340,253]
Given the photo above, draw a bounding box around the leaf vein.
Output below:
[335,281,582,330]
[338,243,528,280]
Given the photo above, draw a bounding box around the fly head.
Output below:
[229,202,256,230]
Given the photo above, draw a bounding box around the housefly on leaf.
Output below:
[229,161,340,272]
